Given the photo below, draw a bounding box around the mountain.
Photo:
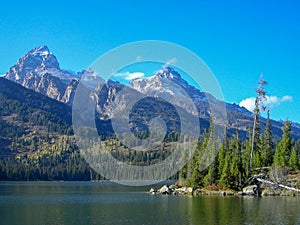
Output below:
[4,46,79,104]
[129,66,300,139]
[0,78,172,180]
[3,46,300,140]
[130,66,251,122]
[2,46,300,181]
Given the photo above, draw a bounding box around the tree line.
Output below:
[0,76,299,187]
[178,76,299,190]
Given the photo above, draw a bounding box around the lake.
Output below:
[0,182,299,225]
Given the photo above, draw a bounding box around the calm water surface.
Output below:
[0,182,299,225]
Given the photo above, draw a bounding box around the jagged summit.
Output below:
[155,66,189,86]
[5,46,78,104]
[5,45,61,82]
[155,66,181,79]
[29,45,51,56]
[19,45,60,70]
[130,66,205,101]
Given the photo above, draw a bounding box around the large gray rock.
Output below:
[158,185,170,194]
[186,187,193,193]
[243,185,262,196]
[148,188,156,195]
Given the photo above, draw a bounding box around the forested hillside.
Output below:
[0,78,97,180]
[0,77,299,188]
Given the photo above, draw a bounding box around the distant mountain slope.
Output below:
[0,77,73,156]
[0,77,72,126]
[129,66,300,140]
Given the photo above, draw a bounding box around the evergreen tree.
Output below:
[274,120,292,167]
[188,117,217,188]
[218,144,226,178]
[242,129,252,176]
[188,136,208,188]
[253,151,261,168]
[219,130,244,190]
[261,111,273,166]
[231,130,243,189]
[219,152,231,188]
[218,127,228,178]
[289,147,298,169]
[203,117,218,185]
[189,143,207,188]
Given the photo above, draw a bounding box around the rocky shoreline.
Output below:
[149,184,300,197]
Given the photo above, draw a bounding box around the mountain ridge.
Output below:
[3,46,300,140]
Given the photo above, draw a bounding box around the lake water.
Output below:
[0,182,299,225]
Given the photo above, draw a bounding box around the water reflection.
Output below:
[0,182,299,225]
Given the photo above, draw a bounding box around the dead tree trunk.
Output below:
[256,177,300,193]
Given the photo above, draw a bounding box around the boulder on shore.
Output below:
[148,188,156,195]
[186,187,193,194]
[158,185,170,195]
[243,185,262,196]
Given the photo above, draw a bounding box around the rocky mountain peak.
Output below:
[5,45,61,82]
[21,45,60,70]
[154,66,191,89]
[77,68,97,78]
[29,45,50,55]
[4,46,77,104]
[155,66,181,80]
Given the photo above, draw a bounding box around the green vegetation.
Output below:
[176,74,298,191]
[0,78,299,187]
[178,117,300,191]
[0,79,180,180]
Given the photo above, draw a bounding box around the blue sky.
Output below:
[0,0,300,122]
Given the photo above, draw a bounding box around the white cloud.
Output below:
[239,95,293,111]
[0,73,5,77]
[282,95,293,101]
[239,97,256,111]
[113,72,145,81]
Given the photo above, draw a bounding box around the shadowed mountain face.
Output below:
[3,46,300,140]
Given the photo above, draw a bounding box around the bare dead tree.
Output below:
[249,75,267,173]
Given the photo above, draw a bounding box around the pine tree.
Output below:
[218,127,228,178]
[262,111,273,166]
[243,129,252,176]
[188,136,208,187]
[219,152,231,188]
[205,117,219,184]
[203,166,215,187]
[231,130,244,189]
[253,151,261,168]
[219,130,244,190]
[188,116,218,188]
[218,144,226,178]
[289,147,298,169]
[274,120,292,167]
